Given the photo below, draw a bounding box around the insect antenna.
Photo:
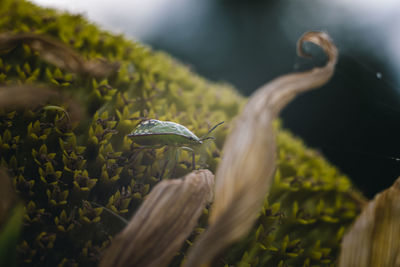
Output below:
[200,121,224,141]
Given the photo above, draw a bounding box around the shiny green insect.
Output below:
[127,119,224,169]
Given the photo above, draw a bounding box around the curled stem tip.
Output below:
[185,31,338,267]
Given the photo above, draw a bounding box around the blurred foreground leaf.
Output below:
[0,204,24,267]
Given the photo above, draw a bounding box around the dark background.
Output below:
[36,0,400,197]
[141,0,400,198]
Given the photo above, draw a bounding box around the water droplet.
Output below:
[376,72,382,79]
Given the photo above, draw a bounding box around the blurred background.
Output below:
[31,0,400,198]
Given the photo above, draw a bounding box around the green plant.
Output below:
[0,0,364,266]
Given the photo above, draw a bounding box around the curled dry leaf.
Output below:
[99,169,214,267]
[0,33,119,77]
[0,85,84,123]
[339,176,400,267]
[185,31,338,267]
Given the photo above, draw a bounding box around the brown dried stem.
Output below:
[0,85,83,123]
[0,33,119,77]
[99,169,214,267]
[339,176,400,267]
[0,85,58,109]
[184,31,338,267]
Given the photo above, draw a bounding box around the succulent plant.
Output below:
[0,0,365,266]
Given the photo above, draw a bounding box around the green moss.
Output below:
[0,0,364,266]
[222,128,364,266]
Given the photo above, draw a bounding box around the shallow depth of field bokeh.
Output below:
[31,0,400,198]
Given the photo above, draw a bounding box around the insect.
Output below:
[127,119,224,169]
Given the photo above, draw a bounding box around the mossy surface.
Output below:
[221,128,364,266]
[0,0,364,266]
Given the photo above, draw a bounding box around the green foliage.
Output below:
[0,204,24,267]
[0,0,363,266]
[223,128,364,266]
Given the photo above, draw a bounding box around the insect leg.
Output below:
[180,146,195,170]
[90,201,128,225]
[164,146,178,178]
[135,145,164,150]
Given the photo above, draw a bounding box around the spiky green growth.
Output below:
[0,0,364,266]
[220,128,364,266]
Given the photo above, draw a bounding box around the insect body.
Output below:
[128,119,224,169]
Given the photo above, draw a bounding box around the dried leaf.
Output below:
[184,31,338,267]
[99,169,214,267]
[0,85,84,123]
[0,33,119,77]
[339,176,400,267]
